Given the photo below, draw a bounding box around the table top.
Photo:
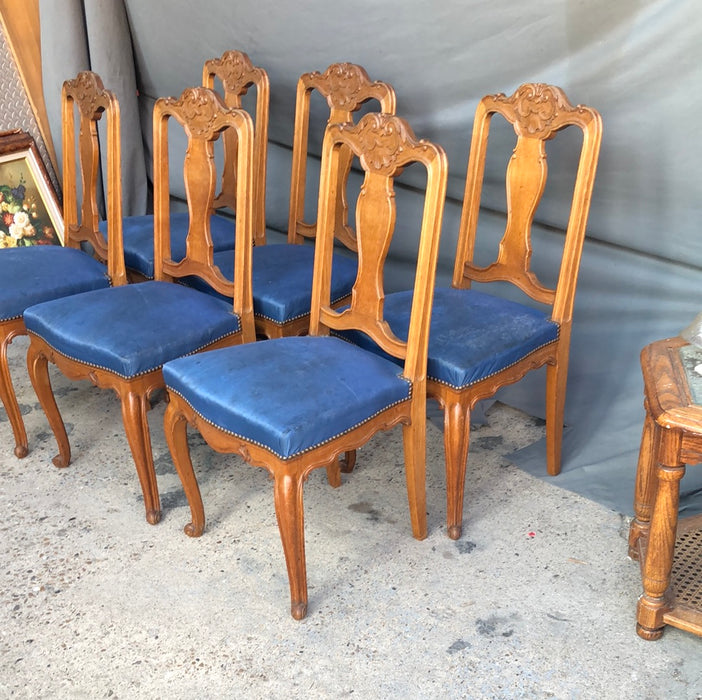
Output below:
[641,336,702,457]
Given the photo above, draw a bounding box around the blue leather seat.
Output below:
[0,246,109,458]
[0,247,108,323]
[24,281,242,379]
[164,336,410,459]
[340,288,559,390]
[185,243,358,329]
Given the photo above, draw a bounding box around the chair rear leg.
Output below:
[443,399,471,540]
[164,400,206,537]
[324,450,358,487]
[26,341,71,468]
[402,418,428,541]
[119,389,161,524]
[545,360,567,476]
[340,450,356,473]
[325,460,341,488]
[0,332,28,458]
[273,469,308,620]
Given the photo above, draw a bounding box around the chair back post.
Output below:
[451,98,491,289]
[452,83,602,329]
[310,113,447,391]
[203,50,270,246]
[61,70,127,287]
[152,87,256,343]
[550,105,602,326]
[287,63,397,249]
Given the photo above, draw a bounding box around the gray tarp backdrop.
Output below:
[39,0,702,515]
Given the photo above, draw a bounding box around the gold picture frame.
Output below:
[0,129,63,247]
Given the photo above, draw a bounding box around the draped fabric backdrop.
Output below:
[39,0,702,514]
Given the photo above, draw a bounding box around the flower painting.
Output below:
[0,130,63,248]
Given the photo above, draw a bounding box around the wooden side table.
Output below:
[629,336,702,640]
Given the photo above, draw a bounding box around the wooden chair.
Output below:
[24,86,256,524]
[98,50,269,281]
[162,112,447,618]
[185,63,396,339]
[0,72,123,459]
[342,83,602,539]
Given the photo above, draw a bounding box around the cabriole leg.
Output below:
[0,332,28,458]
[120,389,161,525]
[164,401,205,537]
[273,470,308,620]
[26,341,70,468]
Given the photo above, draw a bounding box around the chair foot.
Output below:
[447,524,462,540]
[14,444,28,459]
[145,508,161,525]
[52,453,69,469]
[184,521,204,538]
[636,622,663,641]
[291,601,307,620]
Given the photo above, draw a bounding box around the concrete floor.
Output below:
[1,336,701,699]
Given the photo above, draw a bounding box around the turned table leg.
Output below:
[636,428,685,641]
[628,404,660,559]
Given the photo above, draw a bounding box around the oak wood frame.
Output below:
[0,72,121,459]
[26,86,256,524]
[164,113,447,618]
[440,83,601,539]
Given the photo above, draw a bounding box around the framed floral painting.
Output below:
[0,130,63,247]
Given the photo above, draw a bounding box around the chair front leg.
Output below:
[26,340,71,468]
[443,398,471,540]
[119,388,161,525]
[273,468,309,620]
[163,400,206,537]
[0,329,28,458]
